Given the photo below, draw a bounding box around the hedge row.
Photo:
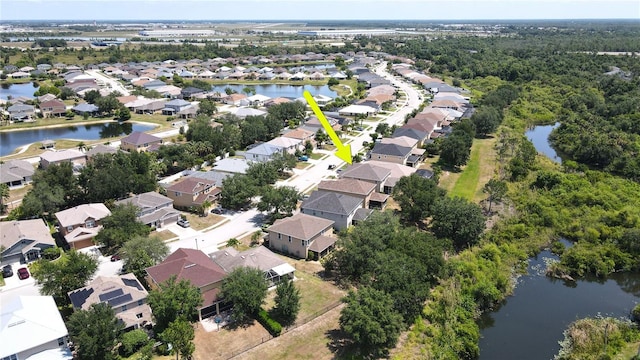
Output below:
[256,308,282,336]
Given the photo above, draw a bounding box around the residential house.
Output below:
[165,177,220,209]
[367,160,418,194]
[146,248,229,320]
[0,219,56,265]
[0,296,72,360]
[210,246,295,286]
[125,98,167,114]
[317,178,388,209]
[283,128,315,147]
[115,191,180,228]
[267,213,336,260]
[39,99,67,118]
[338,104,378,117]
[120,131,163,152]
[0,159,35,188]
[246,94,271,106]
[300,191,364,230]
[85,144,119,160]
[181,86,205,99]
[39,149,86,169]
[234,107,267,119]
[368,142,412,164]
[392,126,429,147]
[223,93,248,106]
[266,136,303,155]
[162,99,192,115]
[68,273,153,331]
[142,79,166,90]
[264,97,290,107]
[55,203,111,249]
[7,103,35,121]
[244,143,284,163]
[211,158,251,176]
[339,162,391,193]
[72,103,99,115]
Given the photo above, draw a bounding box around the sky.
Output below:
[1,0,639,21]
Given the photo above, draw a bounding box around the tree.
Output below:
[242,86,256,96]
[83,89,101,104]
[95,204,152,252]
[67,303,124,360]
[120,235,169,282]
[147,276,203,333]
[115,105,131,121]
[0,183,9,214]
[197,99,217,116]
[219,174,256,210]
[472,106,502,136]
[431,197,486,250]
[273,279,301,326]
[392,174,445,224]
[314,129,329,147]
[161,318,195,360]
[327,77,339,86]
[482,178,508,213]
[267,101,305,127]
[257,186,300,221]
[220,267,268,323]
[120,329,149,358]
[95,95,120,116]
[339,287,404,357]
[31,249,98,304]
[439,132,472,168]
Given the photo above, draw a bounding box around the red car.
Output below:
[17,267,30,280]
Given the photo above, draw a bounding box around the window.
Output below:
[122,305,127,311]
[138,299,144,306]
[278,233,281,240]
[288,236,292,243]
[136,313,143,319]
[86,220,95,228]
[175,192,181,196]
[1,355,18,360]
[58,337,65,346]
[66,226,74,232]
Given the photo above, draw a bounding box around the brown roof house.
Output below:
[39,149,86,170]
[120,131,162,152]
[115,191,180,229]
[210,246,295,285]
[267,213,336,260]
[318,178,388,209]
[0,219,56,265]
[165,177,220,210]
[339,162,391,193]
[55,203,111,249]
[39,99,67,118]
[146,248,228,320]
[68,273,153,331]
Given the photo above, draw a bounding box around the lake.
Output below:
[525,122,562,163]
[209,84,337,99]
[478,246,640,360]
[0,82,39,100]
[0,122,157,156]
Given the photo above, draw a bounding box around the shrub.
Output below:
[257,308,282,336]
[633,304,640,322]
[120,329,149,357]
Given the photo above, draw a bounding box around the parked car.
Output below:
[17,267,29,280]
[211,207,224,215]
[177,219,190,228]
[328,164,337,170]
[110,254,121,262]
[2,265,13,278]
[298,155,309,161]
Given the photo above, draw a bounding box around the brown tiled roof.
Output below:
[268,213,334,241]
[369,192,390,203]
[146,248,227,288]
[283,128,314,140]
[340,163,391,183]
[308,235,337,253]
[318,178,376,197]
[121,131,162,146]
[166,177,216,195]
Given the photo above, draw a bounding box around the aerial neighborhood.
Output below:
[0,37,477,360]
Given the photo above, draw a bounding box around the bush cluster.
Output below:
[257,308,282,337]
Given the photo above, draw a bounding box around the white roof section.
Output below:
[0,296,69,359]
[234,107,267,118]
[272,263,296,276]
[246,94,271,102]
[338,104,377,115]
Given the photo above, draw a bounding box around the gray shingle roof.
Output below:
[267,213,334,240]
[121,131,161,146]
[340,163,391,183]
[301,191,363,216]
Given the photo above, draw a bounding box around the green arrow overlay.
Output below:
[303,90,352,164]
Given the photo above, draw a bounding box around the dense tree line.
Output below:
[10,151,157,220]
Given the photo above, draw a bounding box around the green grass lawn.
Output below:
[309,152,325,160]
[449,137,497,202]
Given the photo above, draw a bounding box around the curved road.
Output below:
[85,69,131,96]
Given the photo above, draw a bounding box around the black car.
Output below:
[328,164,337,170]
[2,265,13,278]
